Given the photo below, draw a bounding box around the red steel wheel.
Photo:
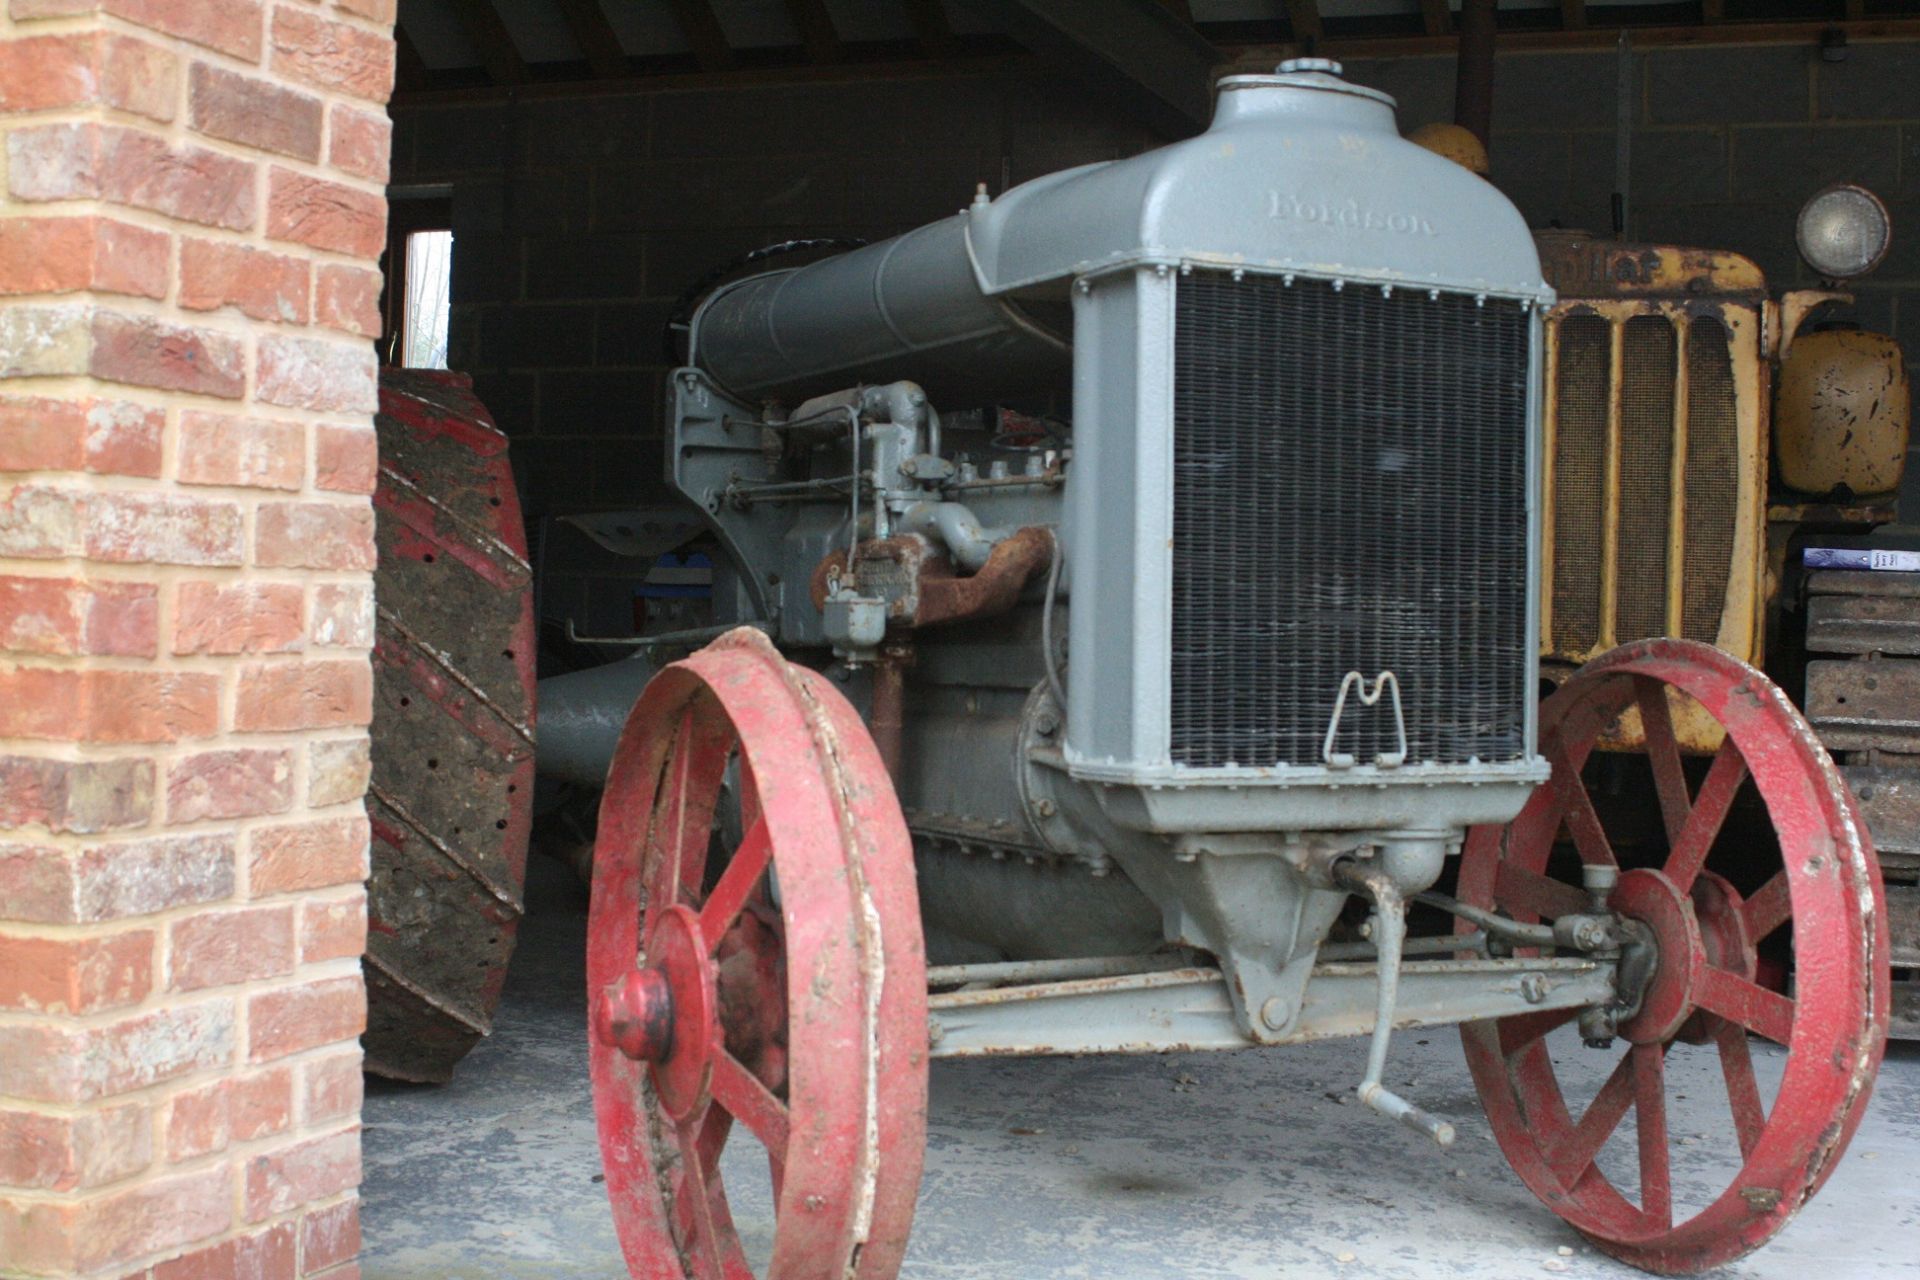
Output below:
[1460,639,1890,1274]
[588,627,928,1280]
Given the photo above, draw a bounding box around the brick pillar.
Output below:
[0,2,392,1276]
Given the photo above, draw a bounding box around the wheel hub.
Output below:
[594,903,717,1122]
[1609,867,1704,1045]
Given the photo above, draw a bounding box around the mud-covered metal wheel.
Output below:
[1460,639,1889,1274]
[588,628,928,1280]
[364,369,536,1083]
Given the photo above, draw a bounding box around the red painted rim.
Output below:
[1460,639,1890,1275]
[588,628,928,1280]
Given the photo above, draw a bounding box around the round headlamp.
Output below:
[1796,184,1892,280]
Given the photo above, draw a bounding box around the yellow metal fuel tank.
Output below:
[1775,326,1910,498]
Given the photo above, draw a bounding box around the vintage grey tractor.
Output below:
[553,60,1891,1279]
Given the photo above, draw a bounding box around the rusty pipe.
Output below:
[809,526,1054,629]
[870,644,909,780]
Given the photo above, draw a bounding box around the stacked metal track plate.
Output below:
[1804,569,1920,1037]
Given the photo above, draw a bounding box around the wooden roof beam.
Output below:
[554,0,628,78]
[1418,0,1452,37]
[1561,0,1587,29]
[454,0,528,85]
[1286,0,1322,44]
[784,0,843,63]
[666,0,736,72]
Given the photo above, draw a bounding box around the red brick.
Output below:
[313,265,381,340]
[87,490,245,565]
[180,239,310,325]
[166,747,296,824]
[171,905,296,991]
[174,580,305,655]
[0,215,168,300]
[99,31,178,122]
[162,1067,294,1164]
[301,1198,359,1273]
[0,928,152,1013]
[327,103,390,182]
[301,1050,362,1125]
[308,581,372,647]
[69,832,235,923]
[258,333,379,415]
[235,659,372,732]
[0,755,153,834]
[0,1165,232,1274]
[271,6,392,102]
[0,999,234,1103]
[89,309,246,398]
[89,669,223,743]
[0,397,83,471]
[0,666,81,738]
[0,842,76,923]
[313,423,378,492]
[0,32,95,112]
[307,737,370,807]
[0,483,84,557]
[103,0,264,61]
[190,60,323,161]
[300,890,364,964]
[249,977,364,1063]
[178,411,305,490]
[0,1101,147,1191]
[0,575,157,657]
[9,123,257,230]
[85,399,165,477]
[334,0,395,23]
[244,1128,358,1222]
[266,167,385,259]
[0,302,91,378]
[256,501,375,570]
[248,815,368,896]
[152,1220,296,1280]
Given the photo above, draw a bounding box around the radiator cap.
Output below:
[1277,57,1342,75]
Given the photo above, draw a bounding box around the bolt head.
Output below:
[1259,996,1291,1031]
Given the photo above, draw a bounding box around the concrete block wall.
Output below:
[0,1,389,1276]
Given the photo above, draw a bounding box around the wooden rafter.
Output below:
[903,0,956,58]
[667,0,736,72]
[553,0,628,78]
[1285,0,1322,44]
[393,19,431,91]
[1157,0,1195,22]
[1418,0,1452,36]
[1561,0,1587,29]
[454,0,528,84]
[783,0,842,63]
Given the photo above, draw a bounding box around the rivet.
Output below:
[1260,997,1291,1030]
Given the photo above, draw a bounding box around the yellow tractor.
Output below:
[1518,184,1916,1036]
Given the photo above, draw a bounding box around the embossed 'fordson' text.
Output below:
[1268,191,1439,236]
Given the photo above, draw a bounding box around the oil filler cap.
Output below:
[1277,57,1344,76]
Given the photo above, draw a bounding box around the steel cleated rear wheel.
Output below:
[1460,638,1889,1275]
[588,628,928,1280]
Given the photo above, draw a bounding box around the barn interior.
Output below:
[351,3,1920,1278]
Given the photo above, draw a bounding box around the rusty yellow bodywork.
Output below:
[1775,327,1911,498]
[1535,235,1772,749]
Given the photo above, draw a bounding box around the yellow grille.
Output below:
[1543,307,1750,661]
[1683,318,1739,644]
[1550,316,1608,654]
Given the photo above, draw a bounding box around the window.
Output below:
[401,229,452,369]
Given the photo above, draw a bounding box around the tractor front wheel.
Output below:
[1460,638,1889,1274]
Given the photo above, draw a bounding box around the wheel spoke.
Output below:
[1661,740,1748,892]
[1549,750,1618,868]
[1495,861,1589,923]
[1742,869,1792,943]
[1635,677,1692,849]
[1498,1007,1581,1060]
[1552,1051,1636,1188]
[1695,966,1795,1045]
[710,1050,791,1155]
[699,817,773,952]
[1712,1016,1768,1159]
[643,710,699,920]
[675,1118,730,1280]
[1631,1044,1673,1228]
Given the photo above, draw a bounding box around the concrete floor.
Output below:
[362,857,1920,1280]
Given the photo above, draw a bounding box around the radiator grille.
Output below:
[1551,316,1608,653]
[1544,311,1740,654]
[1169,272,1532,770]
[1683,318,1738,644]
